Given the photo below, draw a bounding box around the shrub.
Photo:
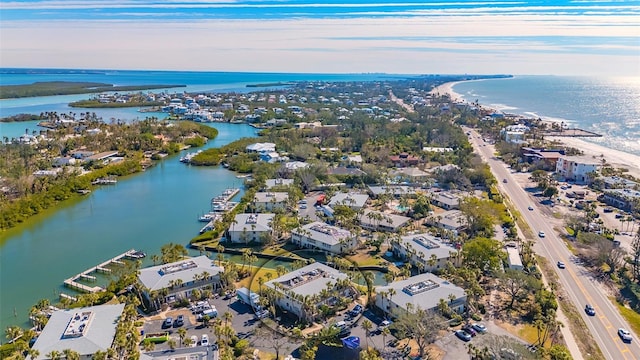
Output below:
[471,313,482,321]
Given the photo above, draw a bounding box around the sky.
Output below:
[0,0,639,76]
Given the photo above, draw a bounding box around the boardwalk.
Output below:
[63,249,141,293]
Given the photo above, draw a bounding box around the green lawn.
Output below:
[613,300,640,337]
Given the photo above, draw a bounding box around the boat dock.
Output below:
[197,188,240,233]
[91,177,118,185]
[212,188,240,203]
[63,249,143,293]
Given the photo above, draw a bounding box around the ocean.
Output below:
[452,76,640,156]
[2,70,639,157]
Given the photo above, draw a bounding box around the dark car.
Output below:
[585,304,596,316]
[461,325,477,336]
[348,304,363,316]
[162,317,173,329]
[174,314,184,327]
[471,323,487,333]
[455,330,472,342]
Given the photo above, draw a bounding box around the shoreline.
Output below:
[433,80,640,180]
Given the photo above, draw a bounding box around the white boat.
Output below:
[179,150,203,163]
[198,213,218,222]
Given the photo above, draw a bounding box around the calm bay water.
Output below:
[0,123,257,329]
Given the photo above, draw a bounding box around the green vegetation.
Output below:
[0,118,217,231]
[0,113,44,123]
[0,81,185,99]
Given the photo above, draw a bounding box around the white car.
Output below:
[201,334,209,346]
[618,328,632,343]
[190,335,198,347]
[538,231,545,238]
[528,205,534,211]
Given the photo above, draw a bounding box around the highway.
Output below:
[465,127,640,360]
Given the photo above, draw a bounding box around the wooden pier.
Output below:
[63,249,140,294]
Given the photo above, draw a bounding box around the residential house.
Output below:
[138,256,224,310]
[291,222,357,255]
[556,156,600,184]
[500,124,529,143]
[227,213,274,244]
[52,157,77,167]
[327,167,367,177]
[246,142,276,153]
[391,167,429,183]
[328,192,369,210]
[375,273,466,318]
[368,185,415,199]
[389,153,421,167]
[521,148,565,169]
[30,304,125,360]
[429,210,466,234]
[264,263,357,321]
[431,191,462,210]
[391,234,460,272]
[254,192,289,212]
[506,247,523,271]
[360,210,411,232]
[265,178,294,189]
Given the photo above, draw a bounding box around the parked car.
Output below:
[162,317,173,329]
[455,330,472,342]
[618,328,632,343]
[604,207,614,213]
[190,335,198,347]
[378,320,392,331]
[471,323,487,333]
[585,304,596,316]
[201,334,210,346]
[557,261,566,269]
[255,309,270,319]
[348,304,363,316]
[462,325,477,336]
[174,314,184,327]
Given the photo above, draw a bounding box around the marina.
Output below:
[62,249,145,294]
[198,188,240,233]
[179,150,203,163]
[91,177,118,185]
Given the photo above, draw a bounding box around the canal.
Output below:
[0,122,257,329]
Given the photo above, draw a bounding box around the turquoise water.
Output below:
[0,123,257,329]
[452,76,640,156]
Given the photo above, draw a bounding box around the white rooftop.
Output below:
[31,304,125,359]
[265,263,348,297]
[230,213,275,232]
[294,221,353,246]
[328,192,369,208]
[138,256,223,292]
[377,273,465,312]
[397,233,458,260]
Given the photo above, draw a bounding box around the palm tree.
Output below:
[361,319,373,349]
[46,350,62,360]
[177,327,187,347]
[5,325,23,343]
[63,349,81,360]
[26,348,40,360]
[381,326,391,351]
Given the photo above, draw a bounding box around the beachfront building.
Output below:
[328,192,369,210]
[375,273,466,318]
[391,234,460,272]
[600,176,639,189]
[500,124,529,143]
[253,192,289,212]
[521,148,564,169]
[555,156,600,184]
[227,213,275,244]
[359,209,411,233]
[601,189,640,212]
[30,304,125,359]
[138,256,224,310]
[264,263,357,321]
[291,222,357,255]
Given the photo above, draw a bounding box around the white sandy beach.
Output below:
[432,81,640,180]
